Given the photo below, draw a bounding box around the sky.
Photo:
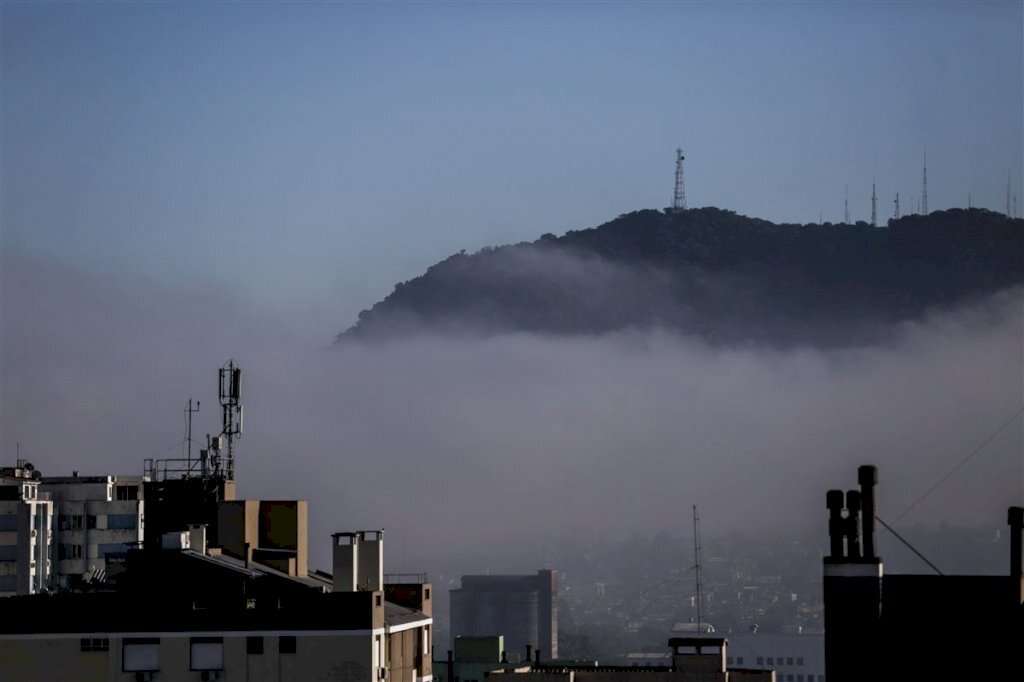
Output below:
[1,2,1022,571]
[2,0,1022,332]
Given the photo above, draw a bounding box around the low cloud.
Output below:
[2,248,1021,572]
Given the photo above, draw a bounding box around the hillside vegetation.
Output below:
[336,207,1023,346]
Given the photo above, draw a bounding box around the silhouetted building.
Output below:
[485,638,774,682]
[822,465,1023,680]
[450,569,557,660]
[0,461,53,595]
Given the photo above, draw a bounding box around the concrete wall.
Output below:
[0,631,374,682]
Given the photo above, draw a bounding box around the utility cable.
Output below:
[875,515,943,575]
[890,405,1024,526]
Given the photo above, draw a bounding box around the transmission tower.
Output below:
[844,185,850,224]
[672,149,687,213]
[217,359,243,481]
[871,176,877,227]
[922,150,928,214]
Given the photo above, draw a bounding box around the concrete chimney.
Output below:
[358,530,384,592]
[845,490,862,560]
[333,532,358,592]
[827,490,845,560]
[858,465,878,560]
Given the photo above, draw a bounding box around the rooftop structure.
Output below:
[822,465,1022,680]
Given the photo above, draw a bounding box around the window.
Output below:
[58,544,82,560]
[59,515,84,531]
[787,657,794,665]
[247,636,264,655]
[190,637,224,671]
[0,515,16,531]
[756,657,763,665]
[727,657,733,665]
[86,515,97,530]
[99,542,127,558]
[279,636,296,654]
[81,638,110,652]
[116,485,139,501]
[797,658,804,666]
[123,638,160,672]
[376,595,382,607]
[737,657,744,665]
[767,657,774,665]
[0,545,17,561]
[107,514,137,530]
[425,588,430,599]
[798,675,804,682]
[0,575,16,591]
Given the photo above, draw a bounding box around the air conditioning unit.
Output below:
[378,667,390,680]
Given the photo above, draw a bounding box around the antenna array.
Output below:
[672,149,687,213]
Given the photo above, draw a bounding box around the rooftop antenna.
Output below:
[922,149,928,214]
[692,505,704,637]
[844,185,850,224]
[218,360,243,481]
[871,175,877,227]
[672,148,687,213]
[185,399,200,476]
[894,192,900,220]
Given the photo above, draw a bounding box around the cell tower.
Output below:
[217,359,243,481]
[922,150,928,215]
[672,148,687,213]
[894,193,900,220]
[844,185,850,224]
[871,176,877,227]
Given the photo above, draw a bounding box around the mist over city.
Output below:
[1,2,1021,680]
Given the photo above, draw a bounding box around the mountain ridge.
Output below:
[336,207,1023,346]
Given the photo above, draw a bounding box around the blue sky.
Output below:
[2,1,1022,337]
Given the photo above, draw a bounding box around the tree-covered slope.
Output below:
[336,207,1023,346]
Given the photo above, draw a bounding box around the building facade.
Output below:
[0,462,53,596]
[40,474,146,588]
[450,570,557,661]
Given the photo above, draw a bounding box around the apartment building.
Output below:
[0,462,53,596]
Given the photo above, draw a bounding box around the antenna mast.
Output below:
[185,399,200,475]
[692,505,704,637]
[672,149,687,213]
[218,360,243,481]
[871,175,877,227]
[1009,172,1013,217]
[922,150,928,214]
[894,192,900,220]
[844,185,850,224]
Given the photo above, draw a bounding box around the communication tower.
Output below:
[871,176,877,227]
[894,193,900,220]
[692,505,704,636]
[672,149,687,213]
[922,150,928,215]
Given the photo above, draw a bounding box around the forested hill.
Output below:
[336,207,1023,346]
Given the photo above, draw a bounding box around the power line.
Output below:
[876,515,943,575]
[890,405,1024,526]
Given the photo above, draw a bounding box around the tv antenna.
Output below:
[184,399,200,474]
[672,149,687,213]
[692,505,704,637]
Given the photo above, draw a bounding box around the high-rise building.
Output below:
[450,569,558,661]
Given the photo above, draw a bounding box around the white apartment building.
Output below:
[0,462,54,596]
[40,474,146,588]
